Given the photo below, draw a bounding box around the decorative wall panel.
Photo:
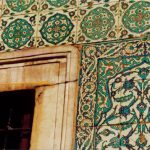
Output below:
[0,0,150,149]
[76,36,150,150]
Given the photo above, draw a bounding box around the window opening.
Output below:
[0,90,35,150]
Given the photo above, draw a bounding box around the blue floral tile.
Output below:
[118,0,150,39]
[120,123,150,150]
[39,0,77,12]
[77,2,119,44]
[119,79,150,125]
[2,0,39,16]
[118,54,150,125]
[36,9,77,47]
[0,14,37,52]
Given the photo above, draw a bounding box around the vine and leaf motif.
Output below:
[76,38,150,150]
[95,57,150,149]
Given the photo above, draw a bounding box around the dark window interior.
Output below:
[0,90,35,150]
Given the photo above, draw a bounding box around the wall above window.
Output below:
[0,0,149,52]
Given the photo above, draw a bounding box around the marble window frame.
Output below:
[0,45,80,150]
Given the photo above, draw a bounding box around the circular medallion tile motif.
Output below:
[2,19,34,49]
[122,1,150,33]
[6,0,35,12]
[47,0,69,7]
[40,13,74,45]
[81,7,115,40]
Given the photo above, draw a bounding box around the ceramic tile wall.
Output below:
[0,0,150,150]
[76,36,150,150]
[0,0,149,52]
[75,1,150,149]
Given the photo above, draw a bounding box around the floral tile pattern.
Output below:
[36,9,77,47]
[2,0,39,16]
[118,0,150,39]
[95,125,121,150]
[120,123,150,149]
[76,37,150,149]
[77,2,119,44]
[0,14,37,51]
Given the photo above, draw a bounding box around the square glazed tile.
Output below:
[75,127,95,150]
[119,79,150,125]
[95,125,121,150]
[0,13,37,52]
[36,9,77,47]
[39,0,77,12]
[95,57,123,126]
[118,0,150,40]
[120,123,150,150]
[77,1,120,44]
[1,0,39,16]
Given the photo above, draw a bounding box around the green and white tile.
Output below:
[118,0,150,39]
[77,2,120,44]
[2,0,39,16]
[0,14,37,52]
[36,9,77,47]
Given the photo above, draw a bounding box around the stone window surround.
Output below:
[0,45,80,150]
